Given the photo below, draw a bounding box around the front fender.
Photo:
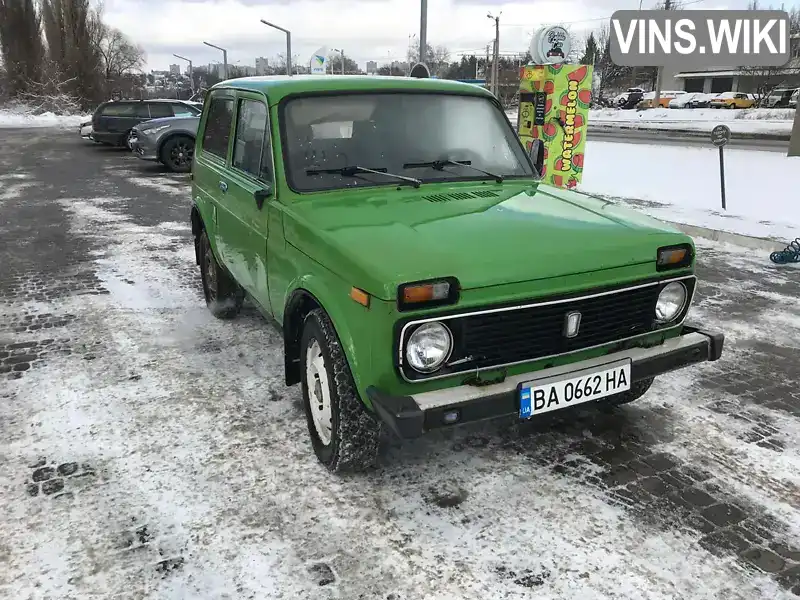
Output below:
[285,272,375,408]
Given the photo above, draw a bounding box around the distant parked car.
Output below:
[709,92,756,109]
[668,92,705,108]
[79,119,93,141]
[90,99,202,148]
[637,90,686,109]
[129,114,200,173]
[790,88,798,109]
[615,87,645,109]
[763,88,796,108]
[687,93,714,108]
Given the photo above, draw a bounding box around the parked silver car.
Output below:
[129,114,200,173]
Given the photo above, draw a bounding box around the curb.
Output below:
[661,221,788,252]
[589,124,791,141]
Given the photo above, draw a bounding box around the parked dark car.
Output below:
[90,99,202,148]
[130,114,200,173]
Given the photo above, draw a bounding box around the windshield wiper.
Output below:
[305,165,421,188]
[403,159,503,183]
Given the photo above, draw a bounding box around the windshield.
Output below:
[281,92,533,191]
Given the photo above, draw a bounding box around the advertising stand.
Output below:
[516,26,593,189]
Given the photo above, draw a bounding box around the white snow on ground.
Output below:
[0,105,89,129]
[1,196,795,599]
[506,108,797,135]
[578,141,800,243]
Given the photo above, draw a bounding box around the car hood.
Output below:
[285,183,689,300]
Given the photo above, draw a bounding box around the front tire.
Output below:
[160,135,194,173]
[301,309,381,473]
[198,230,244,319]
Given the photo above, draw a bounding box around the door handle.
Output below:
[219,181,228,193]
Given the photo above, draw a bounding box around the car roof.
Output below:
[209,75,495,104]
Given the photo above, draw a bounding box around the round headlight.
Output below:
[655,282,688,323]
[405,322,453,373]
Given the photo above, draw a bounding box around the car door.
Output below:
[216,91,274,314]
[193,89,236,270]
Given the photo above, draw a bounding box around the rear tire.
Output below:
[160,135,194,173]
[301,308,381,473]
[198,230,244,319]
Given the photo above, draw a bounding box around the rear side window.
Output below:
[232,99,271,181]
[202,94,234,159]
[148,103,173,118]
[101,102,136,117]
[172,103,199,117]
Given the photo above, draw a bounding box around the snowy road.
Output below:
[1,130,800,600]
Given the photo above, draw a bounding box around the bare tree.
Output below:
[0,0,46,95]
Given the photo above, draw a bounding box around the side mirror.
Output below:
[529,139,545,179]
[254,185,272,210]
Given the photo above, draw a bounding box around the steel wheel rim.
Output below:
[170,142,193,168]
[203,249,217,301]
[127,131,135,149]
[306,339,333,446]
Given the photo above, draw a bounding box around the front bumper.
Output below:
[130,135,158,161]
[367,326,724,439]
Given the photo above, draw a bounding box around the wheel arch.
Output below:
[157,131,196,159]
[190,203,205,266]
[282,282,363,396]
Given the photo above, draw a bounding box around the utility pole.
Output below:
[631,0,644,88]
[652,0,672,109]
[486,44,491,88]
[488,13,500,96]
[420,0,427,67]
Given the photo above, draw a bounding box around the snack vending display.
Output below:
[516,64,593,189]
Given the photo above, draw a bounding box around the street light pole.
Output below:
[173,53,193,94]
[332,48,345,74]
[631,0,644,88]
[420,0,427,66]
[261,20,292,76]
[203,42,228,79]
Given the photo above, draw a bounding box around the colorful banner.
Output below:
[516,64,593,189]
[310,47,328,75]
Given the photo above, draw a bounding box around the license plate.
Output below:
[519,359,631,419]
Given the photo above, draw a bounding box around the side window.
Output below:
[172,103,196,117]
[148,103,173,118]
[202,94,234,160]
[101,102,136,117]
[232,99,272,182]
[134,103,151,118]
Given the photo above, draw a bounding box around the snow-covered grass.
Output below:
[0,103,90,129]
[578,140,800,242]
[507,107,797,134]
[1,195,797,599]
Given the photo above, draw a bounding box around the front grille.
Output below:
[398,276,695,381]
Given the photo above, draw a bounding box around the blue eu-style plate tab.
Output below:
[520,387,532,419]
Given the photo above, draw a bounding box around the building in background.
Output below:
[366,60,378,74]
[169,64,180,76]
[255,57,269,75]
[672,34,800,95]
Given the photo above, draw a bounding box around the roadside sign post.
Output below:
[789,101,800,158]
[710,124,730,210]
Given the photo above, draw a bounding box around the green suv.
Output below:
[189,75,724,472]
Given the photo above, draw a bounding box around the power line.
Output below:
[499,0,708,29]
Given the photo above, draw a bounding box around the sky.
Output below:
[100,0,800,72]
